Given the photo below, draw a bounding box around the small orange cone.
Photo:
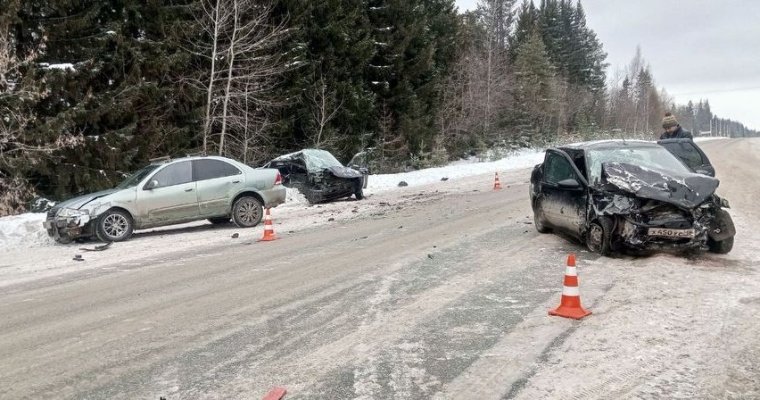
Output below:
[259,208,277,242]
[493,172,502,190]
[548,253,591,320]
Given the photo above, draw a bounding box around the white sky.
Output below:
[455,0,760,130]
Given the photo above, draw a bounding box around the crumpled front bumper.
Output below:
[43,214,94,243]
[617,217,709,252]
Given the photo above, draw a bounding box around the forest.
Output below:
[1,0,757,215]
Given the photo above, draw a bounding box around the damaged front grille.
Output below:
[633,201,693,228]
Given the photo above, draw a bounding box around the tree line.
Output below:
[1,0,757,215]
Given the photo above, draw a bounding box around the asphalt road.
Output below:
[0,138,757,399]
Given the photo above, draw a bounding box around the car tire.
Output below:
[208,217,231,225]
[354,180,364,200]
[232,196,263,228]
[95,209,134,243]
[708,236,734,254]
[586,216,613,256]
[533,208,550,234]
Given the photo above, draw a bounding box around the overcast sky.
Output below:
[455,0,760,130]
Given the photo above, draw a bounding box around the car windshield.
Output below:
[587,147,692,185]
[301,149,343,171]
[115,164,160,189]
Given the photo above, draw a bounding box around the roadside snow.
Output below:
[0,213,52,250]
[366,148,543,193]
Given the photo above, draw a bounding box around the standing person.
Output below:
[660,112,693,140]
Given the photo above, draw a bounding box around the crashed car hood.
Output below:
[601,162,719,209]
[328,166,363,179]
[56,189,119,210]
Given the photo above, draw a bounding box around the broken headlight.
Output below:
[56,208,89,218]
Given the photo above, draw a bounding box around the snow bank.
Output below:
[0,213,53,251]
[367,148,544,192]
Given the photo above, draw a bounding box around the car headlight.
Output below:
[57,208,89,218]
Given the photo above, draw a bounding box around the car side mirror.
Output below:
[145,180,159,190]
[557,178,581,189]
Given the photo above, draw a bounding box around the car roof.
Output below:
[557,139,661,152]
[149,155,243,166]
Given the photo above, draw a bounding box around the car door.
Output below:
[137,161,199,226]
[540,150,588,237]
[193,159,244,217]
[658,139,715,176]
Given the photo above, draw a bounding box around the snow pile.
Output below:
[282,187,309,207]
[366,148,544,193]
[0,213,53,251]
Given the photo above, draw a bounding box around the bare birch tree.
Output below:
[309,75,344,149]
[194,0,290,157]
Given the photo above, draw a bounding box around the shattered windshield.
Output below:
[302,149,344,171]
[587,147,692,185]
[115,164,160,189]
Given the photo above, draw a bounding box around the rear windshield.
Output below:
[587,147,691,185]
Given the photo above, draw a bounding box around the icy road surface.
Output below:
[0,138,757,399]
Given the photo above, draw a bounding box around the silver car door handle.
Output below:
[185,188,194,192]
[232,180,241,184]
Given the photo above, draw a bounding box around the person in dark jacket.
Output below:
[660,112,693,140]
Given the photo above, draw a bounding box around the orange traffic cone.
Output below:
[259,208,277,242]
[493,172,502,190]
[548,253,591,320]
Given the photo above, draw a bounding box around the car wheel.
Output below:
[533,200,550,234]
[354,180,364,200]
[232,196,263,228]
[586,217,613,256]
[208,217,231,225]
[708,236,734,254]
[95,209,134,242]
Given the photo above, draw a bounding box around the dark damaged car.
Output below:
[529,140,735,255]
[263,149,368,204]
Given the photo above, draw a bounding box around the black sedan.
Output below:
[529,140,735,255]
[263,149,368,204]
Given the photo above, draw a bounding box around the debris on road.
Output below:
[79,242,113,252]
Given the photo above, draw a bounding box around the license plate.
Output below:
[43,221,53,229]
[648,228,695,238]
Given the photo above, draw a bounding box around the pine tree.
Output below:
[10,0,199,201]
[513,29,556,140]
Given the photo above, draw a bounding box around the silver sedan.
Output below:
[44,156,286,243]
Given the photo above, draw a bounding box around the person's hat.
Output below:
[662,112,678,129]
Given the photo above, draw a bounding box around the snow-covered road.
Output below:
[2,137,755,399]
